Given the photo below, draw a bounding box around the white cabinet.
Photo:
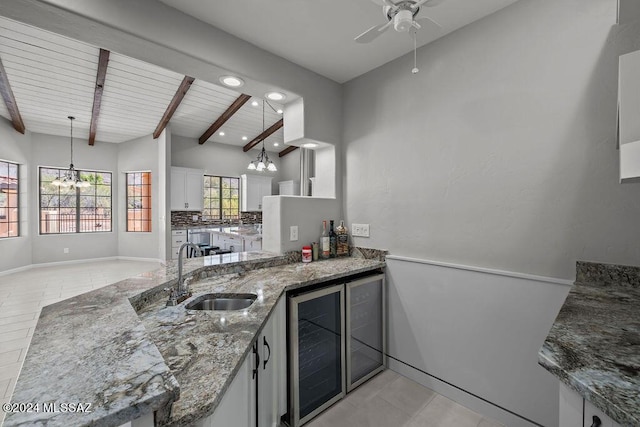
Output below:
[241,174,272,211]
[258,297,286,427]
[212,234,242,252]
[195,349,255,427]
[278,180,300,196]
[171,167,203,211]
[170,229,187,260]
[559,383,621,427]
[193,297,285,427]
[244,239,262,251]
[618,49,640,182]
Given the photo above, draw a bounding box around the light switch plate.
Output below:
[290,225,299,241]
[352,223,370,237]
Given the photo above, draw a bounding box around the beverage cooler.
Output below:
[287,274,386,427]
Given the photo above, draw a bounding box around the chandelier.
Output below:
[52,116,91,188]
[247,101,277,172]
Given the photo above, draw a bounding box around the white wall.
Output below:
[30,133,118,264]
[343,0,640,280]
[0,117,32,272]
[117,133,161,260]
[262,196,340,254]
[386,257,572,427]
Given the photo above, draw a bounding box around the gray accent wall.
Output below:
[343,0,640,280]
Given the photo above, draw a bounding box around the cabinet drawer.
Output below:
[172,236,186,247]
[172,229,186,236]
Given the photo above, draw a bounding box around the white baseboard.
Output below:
[0,256,164,276]
[388,358,541,427]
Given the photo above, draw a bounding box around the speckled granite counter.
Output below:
[538,261,640,426]
[4,252,384,427]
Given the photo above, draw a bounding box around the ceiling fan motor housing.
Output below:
[394,9,414,32]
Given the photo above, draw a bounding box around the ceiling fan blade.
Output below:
[411,0,447,9]
[354,21,392,43]
[415,15,443,28]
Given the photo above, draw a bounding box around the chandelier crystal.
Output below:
[51,116,91,188]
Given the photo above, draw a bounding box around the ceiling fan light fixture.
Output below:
[266,92,286,101]
[394,9,414,32]
[219,75,244,87]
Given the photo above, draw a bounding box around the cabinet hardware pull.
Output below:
[590,416,601,427]
[263,336,271,369]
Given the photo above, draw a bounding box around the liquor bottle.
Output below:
[321,220,330,259]
[336,220,349,257]
[329,220,337,258]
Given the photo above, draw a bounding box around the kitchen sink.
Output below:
[186,293,257,311]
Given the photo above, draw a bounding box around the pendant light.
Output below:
[52,116,91,188]
[247,101,277,172]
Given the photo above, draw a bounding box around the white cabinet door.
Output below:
[619,49,640,181]
[194,350,255,427]
[170,169,187,211]
[170,167,203,211]
[259,298,285,427]
[241,174,272,211]
[186,170,204,211]
[244,239,262,251]
[559,383,622,427]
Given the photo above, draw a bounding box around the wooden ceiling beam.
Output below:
[199,93,251,145]
[88,48,110,146]
[278,146,298,157]
[243,118,284,152]
[0,56,25,134]
[154,76,195,139]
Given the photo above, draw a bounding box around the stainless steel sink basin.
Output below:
[186,293,257,311]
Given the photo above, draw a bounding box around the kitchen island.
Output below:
[538,261,640,426]
[4,251,385,427]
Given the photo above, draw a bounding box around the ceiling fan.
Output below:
[354,0,447,44]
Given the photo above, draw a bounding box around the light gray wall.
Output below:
[0,117,32,272]
[343,0,640,280]
[171,134,289,196]
[117,133,160,260]
[30,133,118,264]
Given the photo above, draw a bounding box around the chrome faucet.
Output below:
[167,242,202,306]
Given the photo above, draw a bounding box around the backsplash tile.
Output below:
[171,211,262,228]
[576,261,640,287]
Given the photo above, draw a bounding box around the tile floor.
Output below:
[0,260,503,427]
[0,259,163,426]
[306,370,503,427]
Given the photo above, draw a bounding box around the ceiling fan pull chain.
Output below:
[412,30,419,74]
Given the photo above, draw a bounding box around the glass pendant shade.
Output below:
[58,116,91,189]
[247,162,257,170]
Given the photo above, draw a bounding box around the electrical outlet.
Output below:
[352,223,370,237]
[192,215,198,221]
[290,225,299,241]
[63,248,69,254]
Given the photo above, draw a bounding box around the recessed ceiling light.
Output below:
[302,143,318,148]
[251,100,259,107]
[266,92,286,101]
[277,109,283,114]
[274,143,279,147]
[219,75,244,88]
[242,136,248,141]
[219,131,225,136]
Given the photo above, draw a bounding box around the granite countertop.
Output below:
[538,261,640,426]
[174,225,262,241]
[5,251,384,427]
[138,257,385,426]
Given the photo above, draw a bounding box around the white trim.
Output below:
[0,256,164,276]
[386,255,574,286]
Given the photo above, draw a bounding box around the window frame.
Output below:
[203,175,240,221]
[0,159,20,239]
[38,166,113,235]
[125,171,152,233]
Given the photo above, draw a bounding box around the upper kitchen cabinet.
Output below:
[241,174,273,211]
[171,167,204,211]
[618,49,640,182]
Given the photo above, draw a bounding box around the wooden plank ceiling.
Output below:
[0,16,288,153]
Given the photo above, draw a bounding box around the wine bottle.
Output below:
[329,220,337,258]
[321,220,330,259]
[336,220,349,257]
